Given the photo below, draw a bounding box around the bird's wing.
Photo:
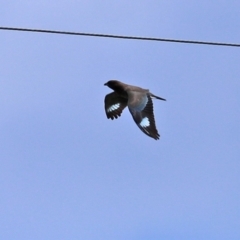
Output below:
[104,92,128,120]
[127,91,160,140]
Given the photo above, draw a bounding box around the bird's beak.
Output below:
[104,82,107,86]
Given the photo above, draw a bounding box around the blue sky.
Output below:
[1,1,240,239]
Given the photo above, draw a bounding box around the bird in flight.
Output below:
[104,80,166,140]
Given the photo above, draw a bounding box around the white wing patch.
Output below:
[139,117,150,128]
[107,103,120,113]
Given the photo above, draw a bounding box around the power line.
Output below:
[1,26,240,48]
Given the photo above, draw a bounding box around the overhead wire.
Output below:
[0,26,240,48]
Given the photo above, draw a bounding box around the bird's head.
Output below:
[104,80,122,91]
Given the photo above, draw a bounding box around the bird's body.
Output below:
[104,80,166,140]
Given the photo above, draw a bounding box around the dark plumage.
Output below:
[104,80,166,140]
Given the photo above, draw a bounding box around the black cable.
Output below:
[1,27,240,48]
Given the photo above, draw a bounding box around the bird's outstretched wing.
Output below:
[104,92,128,120]
[127,91,160,140]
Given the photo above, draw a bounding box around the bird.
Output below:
[104,80,166,140]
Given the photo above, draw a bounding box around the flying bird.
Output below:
[104,80,166,140]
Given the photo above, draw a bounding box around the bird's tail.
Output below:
[151,93,166,101]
